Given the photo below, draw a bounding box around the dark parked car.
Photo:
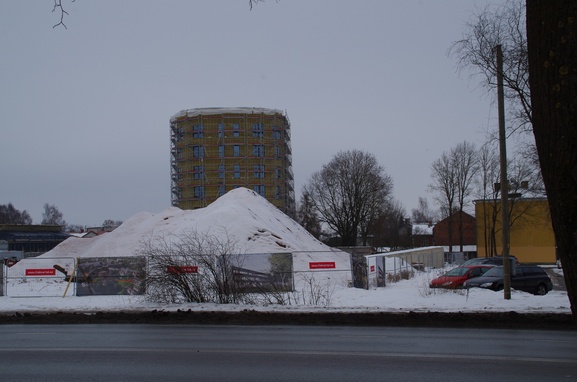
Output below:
[430,265,494,289]
[463,265,553,295]
[460,256,518,267]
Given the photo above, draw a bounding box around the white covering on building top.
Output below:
[170,107,285,122]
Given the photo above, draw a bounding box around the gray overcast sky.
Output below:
[1,0,505,226]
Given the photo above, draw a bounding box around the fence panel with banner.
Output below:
[292,250,353,289]
[76,257,146,296]
[4,257,76,297]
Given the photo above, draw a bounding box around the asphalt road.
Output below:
[0,324,576,381]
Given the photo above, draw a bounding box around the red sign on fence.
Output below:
[309,261,336,270]
[26,268,57,276]
[167,265,199,275]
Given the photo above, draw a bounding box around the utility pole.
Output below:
[496,45,511,300]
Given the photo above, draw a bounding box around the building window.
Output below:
[218,184,225,196]
[234,164,240,179]
[234,145,240,157]
[276,186,281,199]
[275,146,281,157]
[233,123,240,137]
[272,128,281,140]
[254,185,265,197]
[218,164,225,179]
[194,186,205,199]
[193,124,204,138]
[275,167,281,179]
[218,123,224,138]
[176,148,183,160]
[193,165,204,180]
[219,145,224,157]
[252,123,264,138]
[253,164,265,178]
[175,126,184,141]
[253,145,265,157]
[193,146,204,158]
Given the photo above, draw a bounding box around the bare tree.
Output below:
[102,219,123,229]
[450,0,531,134]
[527,0,577,320]
[304,150,393,247]
[411,197,437,224]
[476,142,501,256]
[477,142,546,257]
[370,199,409,251]
[296,190,322,239]
[52,1,274,28]
[429,151,457,251]
[429,142,478,252]
[65,224,85,233]
[453,141,479,252]
[41,203,66,228]
[0,203,33,225]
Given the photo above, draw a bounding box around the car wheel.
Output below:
[495,284,503,291]
[536,284,548,296]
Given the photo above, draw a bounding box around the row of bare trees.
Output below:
[427,139,544,255]
[0,203,66,227]
[0,203,123,233]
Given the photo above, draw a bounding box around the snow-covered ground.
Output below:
[0,268,569,315]
[1,188,571,315]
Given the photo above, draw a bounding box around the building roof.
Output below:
[170,107,285,122]
[0,231,70,242]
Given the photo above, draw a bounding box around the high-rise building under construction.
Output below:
[170,107,295,216]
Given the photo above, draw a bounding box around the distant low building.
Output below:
[433,211,477,260]
[0,225,70,258]
[411,222,434,248]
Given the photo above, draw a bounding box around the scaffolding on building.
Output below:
[170,107,295,217]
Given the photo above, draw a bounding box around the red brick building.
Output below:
[433,211,476,254]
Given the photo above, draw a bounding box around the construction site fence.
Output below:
[364,247,445,289]
[2,249,444,297]
[2,256,146,298]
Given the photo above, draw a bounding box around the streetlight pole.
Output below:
[496,45,511,300]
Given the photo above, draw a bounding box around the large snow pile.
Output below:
[45,188,332,258]
[4,188,351,297]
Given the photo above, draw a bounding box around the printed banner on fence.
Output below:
[233,253,293,293]
[309,261,336,270]
[76,256,146,296]
[26,268,57,276]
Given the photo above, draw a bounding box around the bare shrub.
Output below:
[386,269,415,284]
[139,228,246,304]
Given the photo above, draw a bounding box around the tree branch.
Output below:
[53,0,74,29]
